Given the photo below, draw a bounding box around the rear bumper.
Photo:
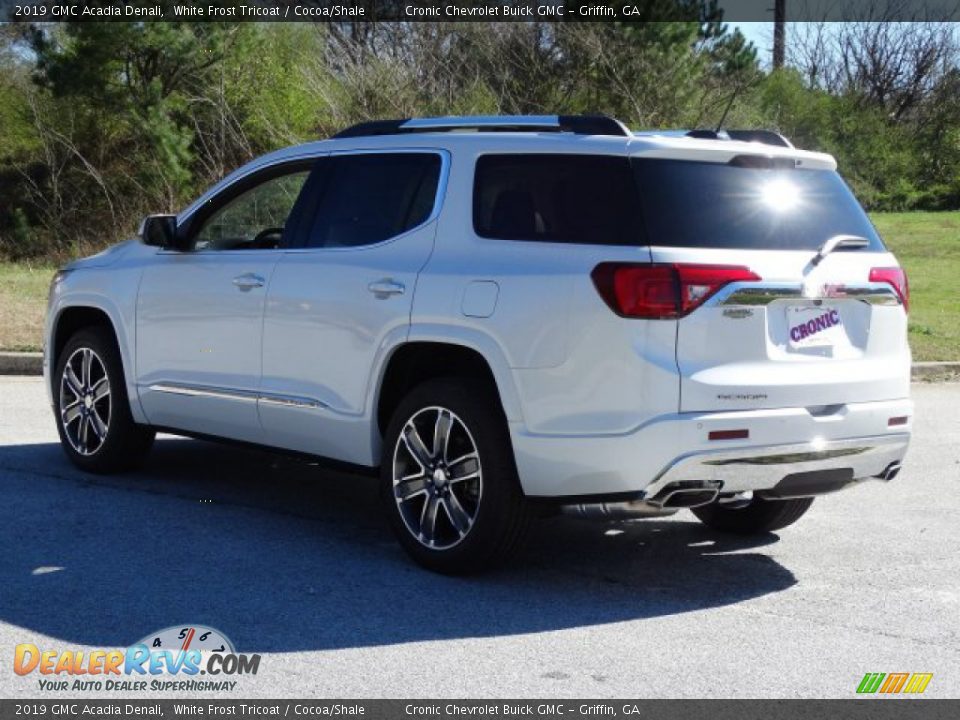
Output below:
[643,433,908,499]
[510,397,912,498]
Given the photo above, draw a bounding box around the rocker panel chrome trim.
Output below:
[258,393,326,409]
[148,383,327,409]
[147,383,258,403]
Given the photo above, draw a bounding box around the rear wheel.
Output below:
[691,496,814,534]
[54,327,155,473]
[381,378,531,574]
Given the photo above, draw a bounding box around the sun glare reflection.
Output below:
[759,178,801,211]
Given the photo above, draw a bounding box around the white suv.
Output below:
[45,115,912,573]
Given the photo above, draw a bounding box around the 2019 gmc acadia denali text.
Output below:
[44,115,912,573]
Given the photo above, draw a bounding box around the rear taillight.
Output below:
[869,267,909,312]
[592,263,761,319]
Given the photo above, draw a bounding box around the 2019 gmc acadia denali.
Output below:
[45,115,912,573]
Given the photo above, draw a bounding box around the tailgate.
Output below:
[630,153,911,413]
[665,249,911,412]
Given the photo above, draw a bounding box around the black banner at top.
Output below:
[3,0,960,22]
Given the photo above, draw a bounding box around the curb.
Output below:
[0,351,958,381]
[0,351,43,376]
[911,361,960,382]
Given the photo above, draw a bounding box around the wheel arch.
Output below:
[374,329,524,438]
[49,301,145,423]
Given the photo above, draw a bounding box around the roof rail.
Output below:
[685,129,794,149]
[332,115,631,139]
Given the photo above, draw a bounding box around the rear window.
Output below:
[632,158,885,251]
[294,152,441,249]
[473,154,641,245]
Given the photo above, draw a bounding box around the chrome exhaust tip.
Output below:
[561,480,725,519]
[717,490,753,509]
[649,480,723,509]
[876,462,902,482]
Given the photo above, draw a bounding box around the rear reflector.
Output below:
[708,429,750,441]
[869,267,909,312]
[888,416,909,427]
[592,263,761,319]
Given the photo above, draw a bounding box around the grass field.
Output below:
[0,262,54,353]
[872,212,960,362]
[1,212,958,360]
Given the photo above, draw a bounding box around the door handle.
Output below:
[233,273,265,291]
[367,279,405,298]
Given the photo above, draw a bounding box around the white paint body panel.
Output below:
[136,250,280,442]
[259,221,437,465]
[44,129,912,499]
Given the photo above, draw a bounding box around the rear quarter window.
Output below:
[473,154,642,246]
[291,152,441,249]
[632,158,885,251]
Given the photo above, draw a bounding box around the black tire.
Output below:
[380,378,531,574]
[53,326,155,474]
[691,496,814,534]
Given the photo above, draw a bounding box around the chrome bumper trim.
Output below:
[713,282,901,307]
[644,434,910,497]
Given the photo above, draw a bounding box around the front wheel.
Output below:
[381,378,531,574]
[54,327,155,473]
[691,496,814,534]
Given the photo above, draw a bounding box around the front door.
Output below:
[136,160,317,443]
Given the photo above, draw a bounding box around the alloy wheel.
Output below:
[392,406,483,550]
[59,347,111,456]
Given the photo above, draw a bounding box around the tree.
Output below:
[29,11,250,204]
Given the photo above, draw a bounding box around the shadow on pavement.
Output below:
[0,437,795,652]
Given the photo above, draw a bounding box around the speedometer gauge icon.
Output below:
[136,625,235,653]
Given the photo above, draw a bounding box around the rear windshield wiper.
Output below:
[811,234,869,266]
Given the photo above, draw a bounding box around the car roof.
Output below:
[257,130,834,167]
[179,127,836,221]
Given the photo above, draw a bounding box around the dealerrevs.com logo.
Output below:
[14,625,260,692]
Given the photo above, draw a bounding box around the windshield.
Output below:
[632,158,885,251]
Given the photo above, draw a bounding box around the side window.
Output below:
[294,153,441,249]
[473,154,642,246]
[192,168,312,251]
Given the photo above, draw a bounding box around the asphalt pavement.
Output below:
[0,377,957,699]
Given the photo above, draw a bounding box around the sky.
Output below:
[729,21,776,67]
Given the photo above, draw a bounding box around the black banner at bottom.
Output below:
[1,700,959,720]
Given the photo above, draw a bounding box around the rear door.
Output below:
[259,149,445,464]
[632,155,910,412]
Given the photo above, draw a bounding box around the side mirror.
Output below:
[139,214,185,250]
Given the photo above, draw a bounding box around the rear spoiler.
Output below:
[633,128,794,149]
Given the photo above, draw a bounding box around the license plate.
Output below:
[787,305,843,348]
